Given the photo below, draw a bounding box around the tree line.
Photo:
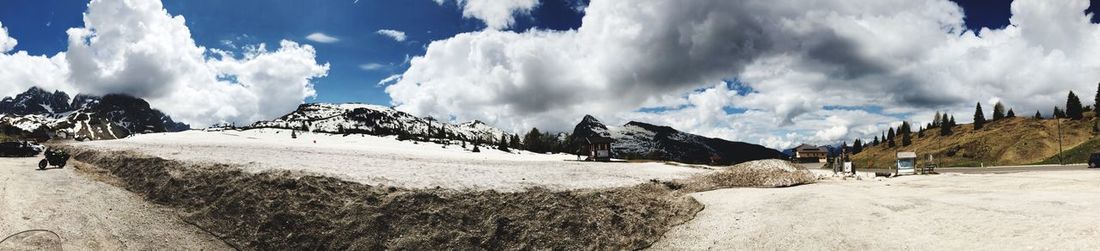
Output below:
[845,82,1100,154]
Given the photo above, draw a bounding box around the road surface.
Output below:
[938,164,1090,174]
[652,169,1100,250]
[0,157,231,250]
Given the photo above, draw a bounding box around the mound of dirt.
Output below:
[59,145,703,250]
[673,159,817,192]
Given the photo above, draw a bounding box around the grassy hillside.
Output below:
[1036,136,1100,164]
[852,113,1099,168]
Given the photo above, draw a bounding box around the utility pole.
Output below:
[1058,118,1064,165]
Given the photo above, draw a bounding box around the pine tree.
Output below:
[1035,110,1042,119]
[1095,82,1100,112]
[1067,91,1084,120]
[523,128,543,153]
[1054,106,1065,119]
[853,139,863,154]
[498,134,510,152]
[949,115,956,126]
[974,102,986,130]
[992,102,1005,121]
[887,128,896,148]
[1007,108,1015,118]
[873,136,880,146]
[932,111,942,128]
[939,120,951,136]
[509,134,522,149]
[902,132,911,146]
[291,130,297,139]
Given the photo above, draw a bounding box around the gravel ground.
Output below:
[0,157,231,250]
[70,129,710,191]
[651,170,1100,250]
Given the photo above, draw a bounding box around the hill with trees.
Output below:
[851,86,1100,168]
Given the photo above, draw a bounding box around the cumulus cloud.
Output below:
[0,21,17,53]
[305,32,340,43]
[389,0,1100,149]
[0,0,329,127]
[376,29,407,42]
[434,0,539,30]
[0,21,74,98]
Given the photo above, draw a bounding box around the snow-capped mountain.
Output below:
[0,87,189,141]
[569,115,784,165]
[252,103,510,143]
[0,87,72,115]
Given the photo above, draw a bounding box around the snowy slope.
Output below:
[252,103,510,143]
[72,128,710,191]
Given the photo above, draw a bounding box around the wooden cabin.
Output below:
[794,144,828,163]
[585,136,613,162]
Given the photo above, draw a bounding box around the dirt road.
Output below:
[939,164,1089,174]
[0,157,231,250]
[652,170,1100,250]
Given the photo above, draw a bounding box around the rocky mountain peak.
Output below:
[0,87,190,141]
[0,87,74,115]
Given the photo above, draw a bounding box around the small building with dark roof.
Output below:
[794,144,828,163]
[585,136,613,162]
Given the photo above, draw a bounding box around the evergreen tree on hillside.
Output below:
[887,128,896,148]
[873,136,880,146]
[1035,110,1042,119]
[1007,108,1015,118]
[949,115,956,126]
[1067,91,1084,120]
[853,139,863,154]
[901,123,912,146]
[992,102,1005,121]
[1054,106,1065,119]
[510,134,522,150]
[524,128,544,153]
[974,102,986,130]
[939,119,952,136]
[917,125,925,138]
[498,134,510,152]
[932,111,942,128]
[1095,82,1100,110]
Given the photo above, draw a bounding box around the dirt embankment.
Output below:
[59,145,814,250]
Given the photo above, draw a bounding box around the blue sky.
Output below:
[0,0,586,104]
[3,0,1100,149]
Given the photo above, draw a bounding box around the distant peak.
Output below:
[581,114,602,123]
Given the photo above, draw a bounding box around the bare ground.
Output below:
[0,157,231,250]
[651,170,1100,250]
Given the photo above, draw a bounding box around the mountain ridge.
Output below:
[570,115,784,165]
[0,87,190,141]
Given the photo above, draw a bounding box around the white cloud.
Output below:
[390,0,1100,149]
[359,63,386,71]
[376,29,407,42]
[434,0,539,30]
[0,0,329,127]
[377,74,402,86]
[0,21,16,53]
[305,32,340,43]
